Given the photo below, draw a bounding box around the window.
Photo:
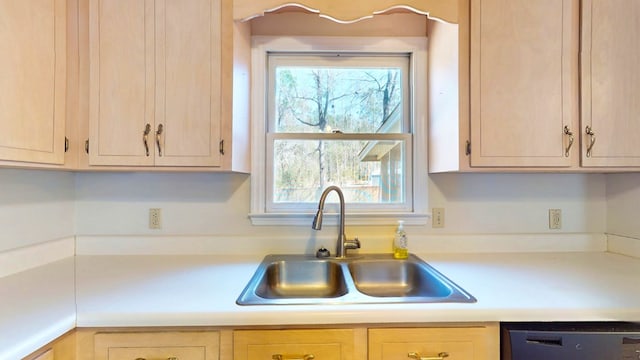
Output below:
[250,37,428,225]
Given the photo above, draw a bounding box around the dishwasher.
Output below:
[501,322,640,359]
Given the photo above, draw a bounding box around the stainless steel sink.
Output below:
[348,259,453,298]
[254,259,348,299]
[236,254,476,305]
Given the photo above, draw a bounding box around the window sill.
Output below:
[249,212,429,226]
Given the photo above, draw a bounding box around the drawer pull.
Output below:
[272,354,315,360]
[408,351,449,360]
[134,357,177,360]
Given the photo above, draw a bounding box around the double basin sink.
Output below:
[236,253,476,305]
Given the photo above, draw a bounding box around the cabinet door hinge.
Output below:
[85,139,89,154]
[219,139,225,155]
[465,140,471,156]
[64,137,69,153]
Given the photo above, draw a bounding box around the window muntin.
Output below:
[266,53,412,212]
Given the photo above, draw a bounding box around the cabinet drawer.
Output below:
[234,329,360,360]
[369,327,498,360]
[94,331,219,360]
[107,346,204,360]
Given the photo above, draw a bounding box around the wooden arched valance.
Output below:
[233,0,459,24]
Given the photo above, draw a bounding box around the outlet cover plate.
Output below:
[549,209,561,230]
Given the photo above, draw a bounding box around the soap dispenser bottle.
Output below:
[393,220,408,259]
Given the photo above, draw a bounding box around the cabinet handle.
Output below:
[563,126,574,157]
[156,124,164,157]
[134,357,177,360]
[585,125,596,157]
[272,354,315,360]
[408,352,449,360]
[143,124,151,156]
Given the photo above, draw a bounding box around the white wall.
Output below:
[74,172,258,236]
[428,173,606,234]
[606,173,640,239]
[0,169,607,254]
[0,169,75,252]
[75,172,606,243]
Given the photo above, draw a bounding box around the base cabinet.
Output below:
[369,327,499,360]
[94,331,221,360]
[29,325,499,360]
[233,329,367,360]
[23,330,76,360]
[32,350,53,360]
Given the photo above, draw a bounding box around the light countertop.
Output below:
[4,251,640,359]
[0,258,75,360]
[75,251,640,326]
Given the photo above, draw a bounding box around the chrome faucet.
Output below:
[312,185,361,258]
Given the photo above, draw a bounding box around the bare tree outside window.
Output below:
[271,60,405,204]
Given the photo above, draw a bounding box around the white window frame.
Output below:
[250,36,429,226]
[267,54,412,213]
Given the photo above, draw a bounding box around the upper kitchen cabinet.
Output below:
[581,0,640,167]
[85,0,249,171]
[88,0,220,167]
[233,0,458,23]
[469,0,579,168]
[429,0,581,172]
[0,0,67,165]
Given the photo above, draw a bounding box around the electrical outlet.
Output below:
[149,208,162,229]
[549,209,561,230]
[432,208,445,228]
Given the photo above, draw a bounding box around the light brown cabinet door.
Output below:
[88,0,155,166]
[94,331,220,360]
[89,0,221,167]
[369,327,498,360]
[154,0,221,167]
[581,0,640,167]
[234,329,362,360]
[0,0,66,165]
[470,0,578,167]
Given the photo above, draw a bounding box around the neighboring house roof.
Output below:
[358,103,402,162]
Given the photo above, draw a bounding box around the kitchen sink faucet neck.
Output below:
[312,185,360,258]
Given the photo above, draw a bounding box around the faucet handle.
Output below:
[345,236,361,250]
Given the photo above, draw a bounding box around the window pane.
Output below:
[273,139,405,204]
[274,67,403,134]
